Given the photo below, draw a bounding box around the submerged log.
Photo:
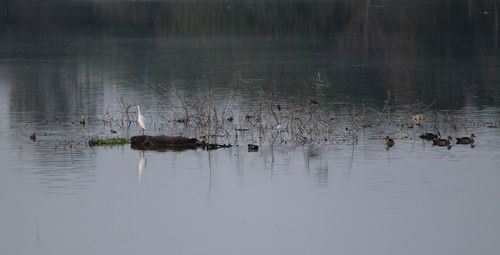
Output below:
[88,137,129,147]
[130,135,231,151]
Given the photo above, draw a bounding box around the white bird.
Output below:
[275,124,285,132]
[137,105,145,135]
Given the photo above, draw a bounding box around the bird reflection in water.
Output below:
[138,151,146,183]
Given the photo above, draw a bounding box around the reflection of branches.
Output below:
[55,136,88,152]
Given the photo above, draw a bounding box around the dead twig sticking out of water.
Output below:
[77,78,487,148]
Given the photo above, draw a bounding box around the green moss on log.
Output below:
[88,137,130,147]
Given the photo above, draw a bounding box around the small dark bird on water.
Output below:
[456,134,475,144]
[227,117,234,122]
[277,104,282,111]
[383,136,394,148]
[248,144,259,152]
[30,132,36,142]
[310,99,320,105]
[111,129,117,134]
[420,132,439,141]
[79,115,86,125]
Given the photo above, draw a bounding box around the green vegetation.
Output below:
[88,137,129,147]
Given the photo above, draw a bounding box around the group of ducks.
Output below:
[384,132,476,149]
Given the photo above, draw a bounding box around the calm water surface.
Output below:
[1,1,500,254]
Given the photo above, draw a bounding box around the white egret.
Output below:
[137,105,145,135]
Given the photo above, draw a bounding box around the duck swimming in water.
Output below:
[383,136,394,148]
[248,144,259,152]
[433,136,452,146]
[30,132,36,142]
[456,134,475,144]
[419,132,439,141]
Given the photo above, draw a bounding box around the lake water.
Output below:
[1,1,500,254]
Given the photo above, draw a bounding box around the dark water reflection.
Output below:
[1,0,499,110]
[1,1,500,255]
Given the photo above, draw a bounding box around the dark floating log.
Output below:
[131,135,232,151]
[131,135,199,150]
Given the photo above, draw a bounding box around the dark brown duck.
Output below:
[384,136,394,148]
[433,136,452,146]
[456,134,475,144]
[419,132,439,141]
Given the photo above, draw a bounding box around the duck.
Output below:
[248,144,259,152]
[30,132,36,142]
[433,136,452,146]
[419,132,439,141]
[456,134,475,144]
[383,136,394,148]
